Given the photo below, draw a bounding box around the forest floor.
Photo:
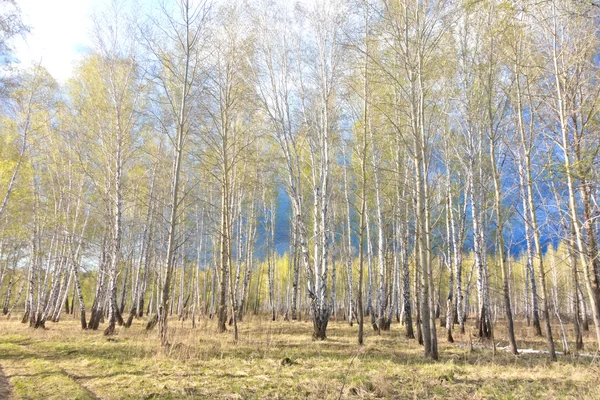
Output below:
[0,315,599,399]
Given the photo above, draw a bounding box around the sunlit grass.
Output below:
[0,315,599,399]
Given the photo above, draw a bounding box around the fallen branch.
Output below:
[338,346,363,400]
[460,342,600,359]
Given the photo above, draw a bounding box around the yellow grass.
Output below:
[0,315,599,399]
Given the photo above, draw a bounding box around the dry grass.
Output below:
[0,315,599,399]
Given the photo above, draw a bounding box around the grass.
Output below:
[0,315,599,399]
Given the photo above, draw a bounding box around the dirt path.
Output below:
[55,367,101,400]
[0,365,11,400]
[2,339,100,400]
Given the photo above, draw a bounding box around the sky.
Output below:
[13,0,104,82]
[12,0,317,83]
[14,0,157,82]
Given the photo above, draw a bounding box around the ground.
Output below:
[0,315,599,399]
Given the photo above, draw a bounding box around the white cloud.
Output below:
[14,0,100,82]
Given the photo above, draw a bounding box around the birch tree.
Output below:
[141,0,210,346]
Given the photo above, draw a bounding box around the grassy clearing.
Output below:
[0,315,599,399]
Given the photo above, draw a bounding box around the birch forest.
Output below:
[2,0,600,398]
